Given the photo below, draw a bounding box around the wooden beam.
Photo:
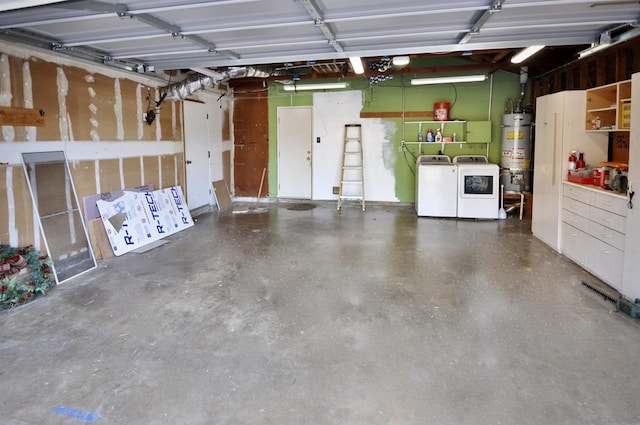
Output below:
[0,107,45,127]
[360,111,434,118]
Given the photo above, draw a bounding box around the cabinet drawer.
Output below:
[588,221,625,251]
[562,197,590,219]
[594,192,627,217]
[562,208,589,229]
[563,184,595,204]
[590,206,626,234]
[588,237,624,290]
[561,222,589,267]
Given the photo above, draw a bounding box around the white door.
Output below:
[277,106,312,198]
[183,100,211,210]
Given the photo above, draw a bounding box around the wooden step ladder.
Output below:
[337,124,365,211]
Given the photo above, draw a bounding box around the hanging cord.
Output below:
[628,189,634,209]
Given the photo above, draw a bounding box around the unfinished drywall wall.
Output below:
[0,44,186,252]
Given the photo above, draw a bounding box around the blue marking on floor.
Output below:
[52,406,102,422]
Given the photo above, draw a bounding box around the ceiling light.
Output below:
[511,45,545,64]
[578,42,610,59]
[392,56,410,67]
[349,56,365,74]
[282,82,348,91]
[411,75,487,86]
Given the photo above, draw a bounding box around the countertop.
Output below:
[563,180,628,199]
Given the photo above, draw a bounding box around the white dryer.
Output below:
[415,155,458,217]
[453,155,499,219]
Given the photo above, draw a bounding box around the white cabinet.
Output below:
[622,72,640,300]
[561,182,626,290]
[532,91,608,251]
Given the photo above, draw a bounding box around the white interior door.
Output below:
[277,106,312,199]
[183,100,211,210]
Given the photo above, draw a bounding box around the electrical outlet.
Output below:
[332,186,339,194]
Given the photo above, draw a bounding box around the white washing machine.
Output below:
[415,155,458,217]
[453,155,499,219]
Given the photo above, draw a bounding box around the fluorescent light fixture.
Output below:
[349,56,365,74]
[392,55,410,67]
[578,43,610,59]
[511,45,545,64]
[411,75,487,86]
[282,82,347,91]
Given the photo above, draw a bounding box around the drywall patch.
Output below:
[23,61,36,142]
[114,78,124,141]
[86,73,100,142]
[57,67,70,142]
[1,54,16,143]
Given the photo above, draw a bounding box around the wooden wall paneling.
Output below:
[7,56,26,141]
[222,107,230,141]
[34,162,67,216]
[13,166,36,247]
[69,160,97,212]
[29,58,59,141]
[63,66,94,141]
[222,150,231,189]
[119,79,141,141]
[175,152,185,190]
[143,156,160,188]
[0,166,10,244]
[122,157,142,188]
[98,158,121,193]
[233,91,268,197]
[159,93,174,141]
[161,155,175,188]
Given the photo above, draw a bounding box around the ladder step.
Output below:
[341,181,362,184]
[339,195,363,200]
[343,166,362,169]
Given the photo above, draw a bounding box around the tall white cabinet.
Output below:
[533,74,640,302]
[622,73,640,301]
[532,91,608,250]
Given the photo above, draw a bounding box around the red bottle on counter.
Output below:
[576,152,585,169]
[568,151,577,171]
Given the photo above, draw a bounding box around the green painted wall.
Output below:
[267,66,527,202]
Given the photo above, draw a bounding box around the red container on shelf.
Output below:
[434,102,450,121]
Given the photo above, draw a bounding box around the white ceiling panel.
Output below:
[0,0,637,75]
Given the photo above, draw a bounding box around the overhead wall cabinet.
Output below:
[585,80,631,132]
[532,91,608,251]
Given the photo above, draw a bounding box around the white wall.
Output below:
[312,91,399,202]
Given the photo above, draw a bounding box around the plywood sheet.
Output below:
[29,58,59,142]
[13,166,36,247]
[175,152,185,189]
[122,157,142,188]
[69,160,96,204]
[98,158,121,193]
[212,180,232,211]
[222,150,231,190]
[34,162,68,216]
[161,155,175,188]
[87,218,113,259]
[0,166,9,244]
[233,92,268,196]
[143,156,160,189]
[222,107,230,141]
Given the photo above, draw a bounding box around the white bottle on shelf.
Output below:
[435,128,442,143]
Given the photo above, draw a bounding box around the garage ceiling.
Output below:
[0,0,639,78]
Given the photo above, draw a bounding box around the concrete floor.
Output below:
[1,203,640,425]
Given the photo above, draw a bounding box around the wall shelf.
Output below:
[585,79,631,132]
